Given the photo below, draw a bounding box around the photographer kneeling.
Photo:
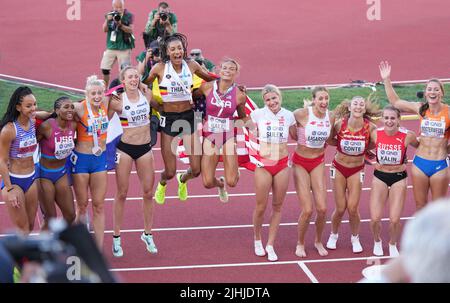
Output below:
[101,0,135,87]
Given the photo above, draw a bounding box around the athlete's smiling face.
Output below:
[122,68,140,91]
[16,94,37,121]
[167,40,184,65]
[86,85,105,108]
[425,81,443,105]
[349,97,366,118]
[57,100,75,121]
[313,91,329,115]
[263,92,282,114]
[219,61,238,81]
[382,109,400,131]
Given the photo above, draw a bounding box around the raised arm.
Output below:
[379,61,421,114]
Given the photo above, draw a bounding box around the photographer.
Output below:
[190,48,215,72]
[137,35,162,83]
[101,0,135,87]
[144,2,177,44]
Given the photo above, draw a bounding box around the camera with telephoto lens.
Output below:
[159,12,168,21]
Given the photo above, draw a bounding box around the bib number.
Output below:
[208,116,230,133]
[159,116,166,128]
[330,166,336,179]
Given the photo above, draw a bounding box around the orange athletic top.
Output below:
[76,100,109,142]
[420,104,450,139]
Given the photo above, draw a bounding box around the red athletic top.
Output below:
[375,127,408,165]
[337,118,371,156]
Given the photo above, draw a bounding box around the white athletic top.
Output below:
[250,107,296,144]
[159,60,193,103]
[297,107,332,148]
[118,90,150,129]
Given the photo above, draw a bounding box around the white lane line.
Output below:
[3,73,445,95]
[303,255,391,264]
[0,217,413,237]
[298,262,319,283]
[109,255,393,272]
[0,185,426,205]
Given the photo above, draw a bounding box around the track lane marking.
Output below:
[298,262,319,283]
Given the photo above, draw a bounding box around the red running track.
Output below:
[0,120,435,283]
[1,1,450,88]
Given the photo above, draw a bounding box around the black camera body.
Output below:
[159,12,168,22]
[195,58,205,66]
[109,11,121,22]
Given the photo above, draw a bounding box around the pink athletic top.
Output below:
[204,81,238,133]
[40,118,75,160]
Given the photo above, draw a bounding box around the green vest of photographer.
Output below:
[145,9,178,41]
[106,10,135,50]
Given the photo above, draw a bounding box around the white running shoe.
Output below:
[265,245,278,262]
[112,236,123,257]
[254,240,266,256]
[351,235,363,253]
[326,233,339,250]
[373,240,384,256]
[389,244,399,257]
[218,176,229,203]
[141,233,158,254]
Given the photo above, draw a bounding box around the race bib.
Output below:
[18,135,37,158]
[377,148,402,165]
[127,108,149,127]
[330,166,336,179]
[159,115,166,127]
[420,119,445,138]
[207,115,230,133]
[340,139,365,156]
[54,136,75,160]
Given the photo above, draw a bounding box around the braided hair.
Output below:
[0,86,34,131]
[47,96,71,120]
[160,33,188,63]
